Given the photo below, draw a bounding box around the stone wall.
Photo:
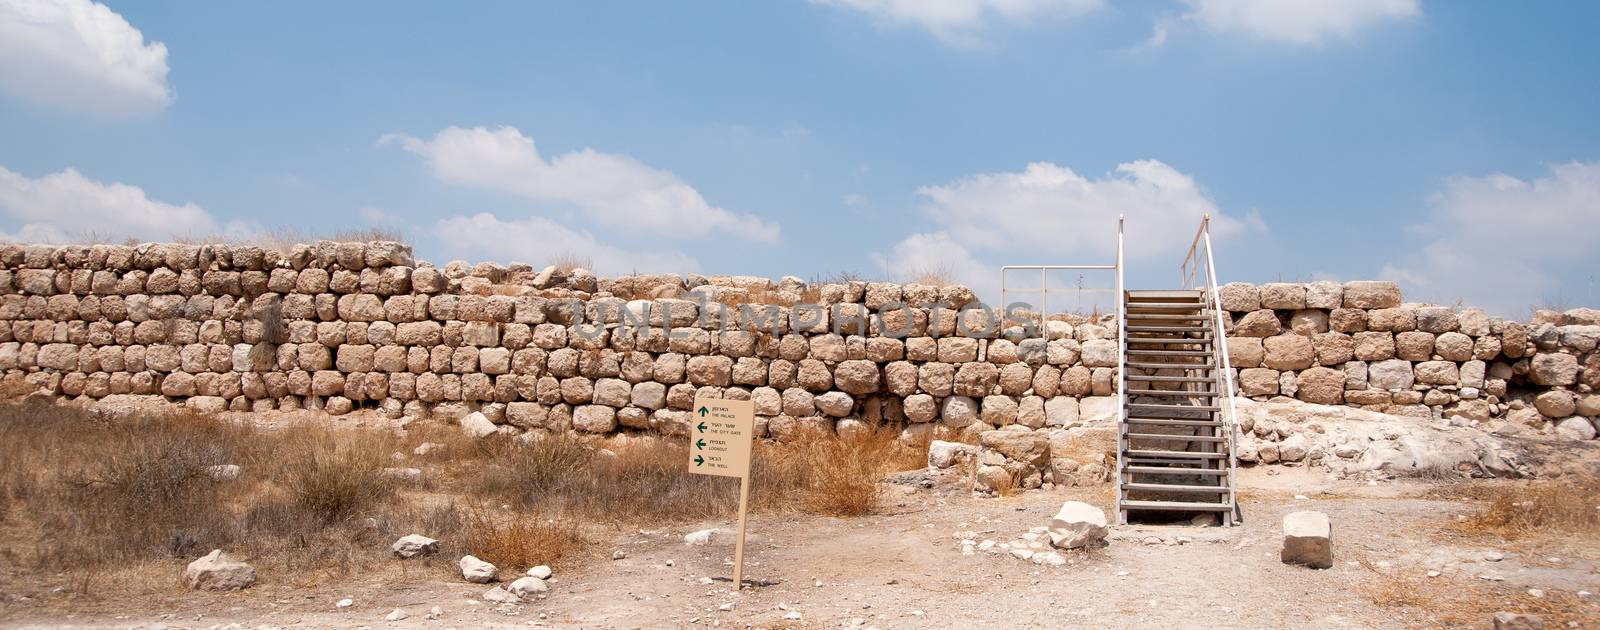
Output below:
[0,241,1594,452]
[1217,281,1599,441]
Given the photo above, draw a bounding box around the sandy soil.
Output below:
[3,465,1597,629]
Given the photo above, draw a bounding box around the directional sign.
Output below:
[689,395,757,590]
[688,396,753,479]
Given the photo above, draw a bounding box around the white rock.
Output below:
[184,549,257,591]
[385,608,408,621]
[413,442,445,456]
[1280,511,1333,569]
[1009,548,1035,560]
[527,565,553,579]
[460,411,498,438]
[392,534,440,559]
[336,598,353,609]
[1047,501,1108,550]
[612,550,627,560]
[482,586,520,604]
[1491,611,1544,629]
[205,464,241,481]
[684,528,718,546]
[508,576,549,598]
[426,606,443,620]
[1031,551,1067,566]
[783,611,802,620]
[459,555,498,583]
[927,440,976,469]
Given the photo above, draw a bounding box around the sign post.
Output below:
[687,396,755,589]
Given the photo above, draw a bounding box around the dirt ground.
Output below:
[2,466,1597,630]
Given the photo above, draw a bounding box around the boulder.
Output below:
[1280,511,1332,569]
[1554,417,1596,441]
[184,549,257,591]
[460,411,498,438]
[1046,501,1108,550]
[392,534,440,559]
[508,576,549,598]
[927,440,977,469]
[1529,353,1579,386]
[459,555,498,583]
[685,528,718,545]
[482,585,520,603]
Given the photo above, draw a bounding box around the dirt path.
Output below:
[3,470,1598,629]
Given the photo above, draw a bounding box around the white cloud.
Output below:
[1181,0,1419,45]
[0,0,172,115]
[0,165,220,242]
[812,0,1102,46]
[1381,162,1600,314]
[432,212,699,276]
[382,126,778,243]
[876,160,1255,304]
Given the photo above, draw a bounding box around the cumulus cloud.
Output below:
[0,0,172,115]
[432,212,699,276]
[812,0,1102,46]
[1380,162,1600,314]
[1180,0,1419,45]
[0,165,222,242]
[383,126,778,243]
[875,160,1255,303]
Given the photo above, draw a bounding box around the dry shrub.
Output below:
[463,506,585,571]
[271,429,395,524]
[905,263,955,287]
[176,226,409,252]
[472,433,595,506]
[1449,476,1600,539]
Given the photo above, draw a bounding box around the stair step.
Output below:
[1126,375,1215,383]
[1124,465,1230,475]
[1125,417,1225,427]
[1120,500,1234,512]
[1126,325,1211,333]
[1127,337,1212,345]
[1126,314,1212,321]
[1123,482,1230,493]
[1126,449,1225,460]
[1127,290,1203,300]
[1126,433,1227,443]
[1127,302,1208,309]
[1126,361,1215,370]
[1125,349,1213,357]
[1127,389,1218,397]
[1127,403,1221,412]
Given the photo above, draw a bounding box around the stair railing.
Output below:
[1113,215,1126,523]
[1180,214,1240,524]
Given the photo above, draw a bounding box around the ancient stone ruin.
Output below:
[0,240,1594,474]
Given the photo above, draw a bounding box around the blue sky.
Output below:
[0,0,1596,315]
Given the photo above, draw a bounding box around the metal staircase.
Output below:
[1114,216,1240,525]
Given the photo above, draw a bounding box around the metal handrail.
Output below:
[1000,264,1119,338]
[1113,215,1126,523]
[1179,213,1241,525]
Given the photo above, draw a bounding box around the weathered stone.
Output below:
[1218,283,1260,312]
[1262,334,1314,370]
[1046,501,1107,550]
[1342,281,1400,309]
[1280,511,1332,569]
[184,549,257,591]
[392,534,441,559]
[459,555,498,583]
[1260,283,1306,310]
[1296,367,1344,405]
[1232,310,1282,337]
[1529,353,1578,386]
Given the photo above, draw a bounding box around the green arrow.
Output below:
[695,438,706,450]
[697,421,707,433]
[694,454,705,466]
[697,406,709,417]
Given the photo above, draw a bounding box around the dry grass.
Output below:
[0,400,929,592]
[905,263,955,287]
[1441,476,1600,540]
[1362,565,1594,627]
[174,226,409,252]
[550,253,592,273]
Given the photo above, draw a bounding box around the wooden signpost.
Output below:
[687,396,755,589]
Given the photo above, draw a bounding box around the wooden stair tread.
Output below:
[1125,418,1224,427]
[1126,433,1226,443]
[1126,375,1215,382]
[1123,482,1229,493]
[1124,465,1229,475]
[1120,500,1233,511]
[1126,449,1225,459]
